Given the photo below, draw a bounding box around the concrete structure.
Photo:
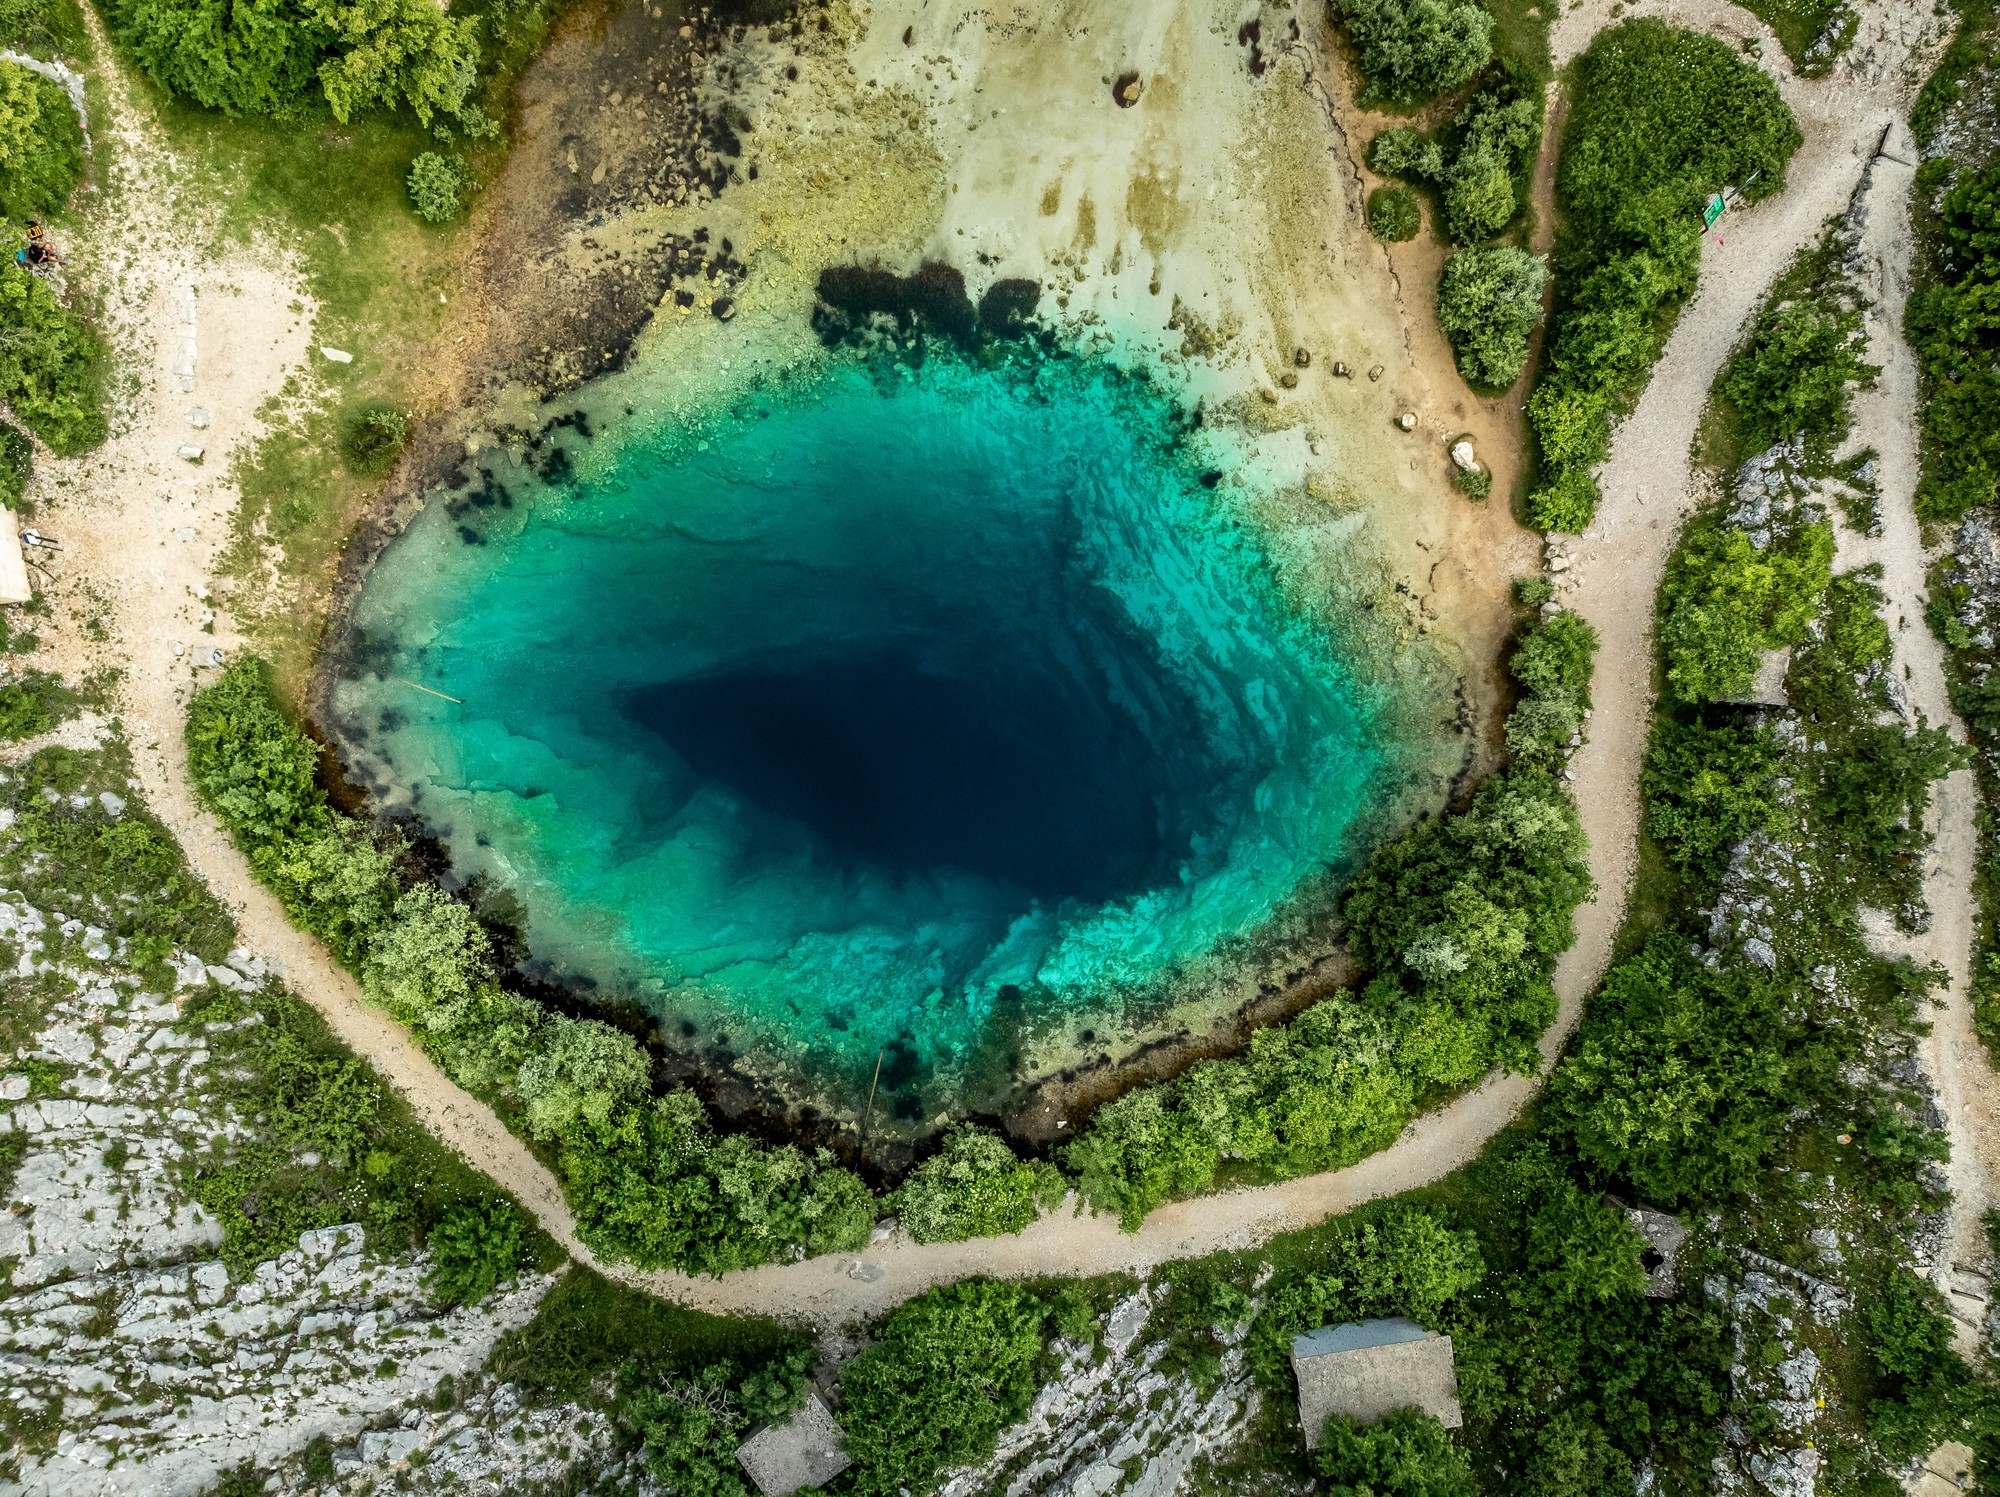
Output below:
[1290,1317,1462,1449]
[736,1392,850,1497]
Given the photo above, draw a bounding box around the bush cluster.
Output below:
[0,0,89,58]
[1526,21,1801,531]
[1367,184,1421,241]
[1656,510,1832,704]
[0,421,31,509]
[1907,160,2000,522]
[1370,80,1541,246]
[1436,245,1547,389]
[892,1124,1066,1243]
[406,150,470,224]
[185,660,875,1275]
[1336,0,1494,107]
[0,239,106,454]
[1063,601,1593,1229]
[104,0,486,129]
[0,59,84,219]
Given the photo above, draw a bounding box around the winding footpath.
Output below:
[45,0,1969,1331]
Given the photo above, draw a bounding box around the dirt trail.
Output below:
[34,0,1944,1333]
[1831,116,2000,1352]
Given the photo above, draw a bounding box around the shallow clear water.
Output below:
[328,352,1392,1119]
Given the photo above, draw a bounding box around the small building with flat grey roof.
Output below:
[736,1392,850,1497]
[1290,1317,1463,1448]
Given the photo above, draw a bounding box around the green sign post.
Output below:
[1703,192,1727,229]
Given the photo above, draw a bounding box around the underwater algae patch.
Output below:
[326,345,1430,1127]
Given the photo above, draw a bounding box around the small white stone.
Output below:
[176,445,203,463]
[320,346,354,364]
[187,407,210,429]
[0,1073,28,1101]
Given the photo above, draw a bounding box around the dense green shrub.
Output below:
[1438,91,1537,244]
[1368,82,1541,247]
[1341,767,1590,1070]
[1526,21,1801,531]
[1656,513,1832,703]
[1503,609,1598,764]
[105,0,482,126]
[1369,184,1422,241]
[0,421,32,509]
[1336,0,1493,106]
[339,400,409,472]
[406,150,469,223]
[893,1124,1065,1243]
[0,667,72,739]
[1864,1270,1974,1461]
[425,1196,524,1306]
[838,1281,1057,1496]
[1253,1207,1483,1367]
[0,0,90,57]
[1436,246,1546,389]
[1553,936,1825,1203]
[1907,161,2000,522]
[1720,295,1876,456]
[186,659,876,1276]
[0,244,106,454]
[1641,718,1784,885]
[0,59,84,218]
[1315,1406,1476,1496]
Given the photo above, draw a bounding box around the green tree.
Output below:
[406,149,469,223]
[0,60,84,218]
[1315,1406,1477,1496]
[1641,718,1784,883]
[893,1124,1063,1243]
[516,1015,650,1139]
[1656,515,1832,703]
[1439,94,1537,244]
[1337,0,1493,105]
[1437,246,1548,389]
[838,1281,1053,1496]
[1369,185,1422,241]
[1721,296,1877,454]
[0,244,105,454]
[1907,161,2000,521]
[426,1196,524,1306]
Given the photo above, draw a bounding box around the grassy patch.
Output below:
[1735,0,1859,76]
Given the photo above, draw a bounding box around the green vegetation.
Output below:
[103,0,486,129]
[1369,184,1422,241]
[1435,245,1546,388]
[0,0,89,59]
[406,149,471,223]
[1656,511,1832,704]
[0,667,74,739]
[1735,0,1859,75]
[492,1267,814,1497]
[1335,0,1494,107]
[1526,21,1801,531]
[0,59,84,218]
[1315,1406,1475,1495]
[1907,160,2000,523]
[338,401,409,473]
[836,1278,1109,1496]
[893,1124,1066,1244]
[0,239,105,455]
[425,1196,525,1306]
[185,659,876,1275]
[1913,0,1996,147]
[1367,75,1542,247]
[0,421,32,509]
[1715,227,1877,463]
[1063,601,1593,1229]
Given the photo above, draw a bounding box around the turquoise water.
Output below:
[327,352,1394,1121]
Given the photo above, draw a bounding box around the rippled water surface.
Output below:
[328,353,1397,1118]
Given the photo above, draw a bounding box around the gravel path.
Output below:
[40,0,1951,1333]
